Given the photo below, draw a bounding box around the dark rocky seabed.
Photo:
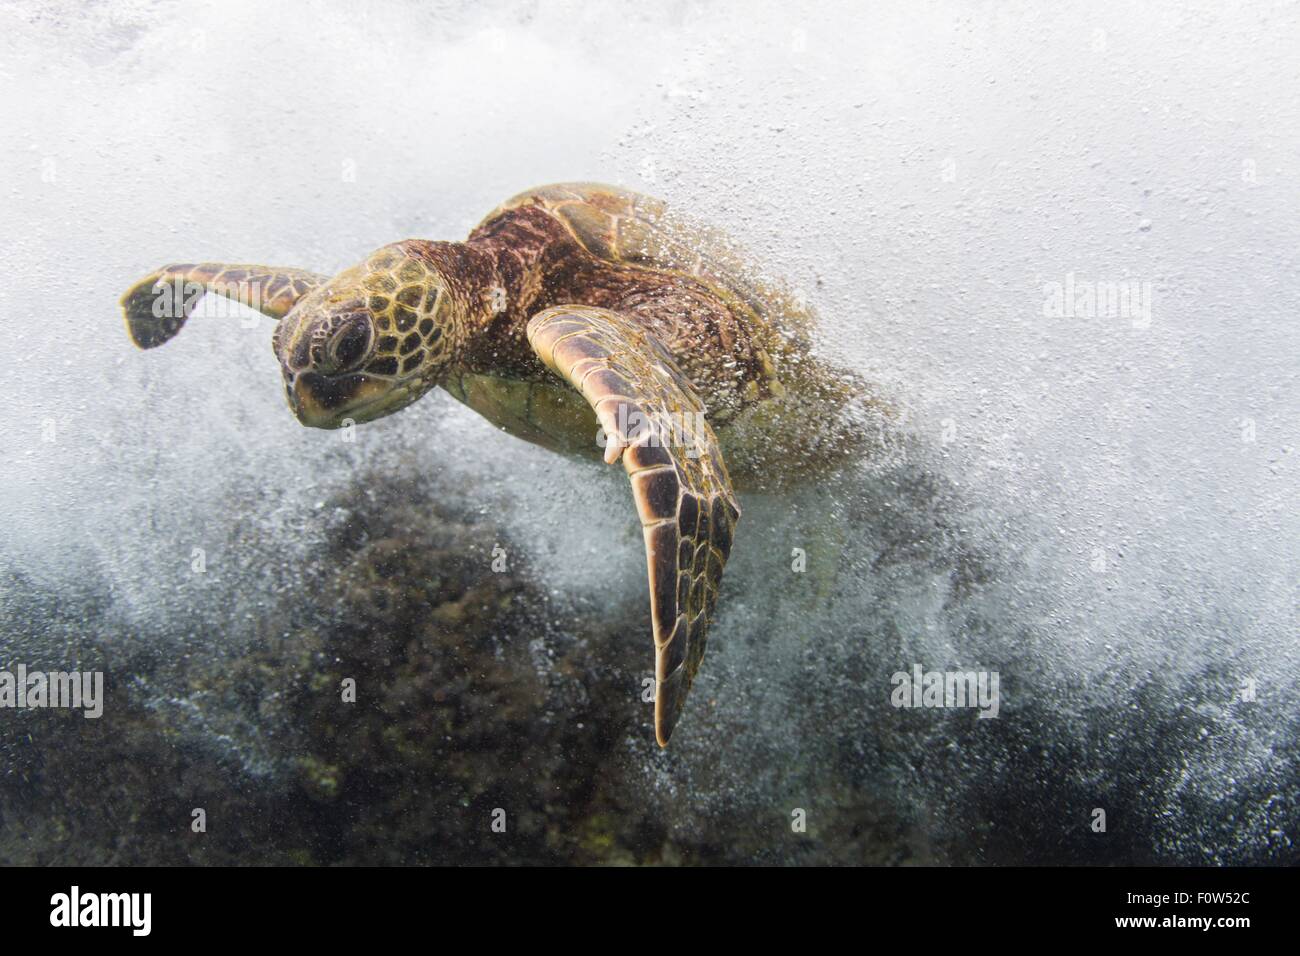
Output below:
[1,462,1295,866]
[0,470,906,865]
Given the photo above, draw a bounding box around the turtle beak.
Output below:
[289,371,383,428]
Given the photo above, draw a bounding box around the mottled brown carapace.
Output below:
[120,182,889,746]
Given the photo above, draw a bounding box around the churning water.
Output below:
[0,0,1296,864]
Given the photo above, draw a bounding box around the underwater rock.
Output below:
[3,456,1295,866]
[10,443,1291,868]
[0,467,913,864]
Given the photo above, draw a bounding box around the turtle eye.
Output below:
[329,315,372,372]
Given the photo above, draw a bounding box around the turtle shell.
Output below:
[476,182,816,352]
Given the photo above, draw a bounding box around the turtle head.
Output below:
[274,242,457,428]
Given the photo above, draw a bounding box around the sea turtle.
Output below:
[121,183,884,746]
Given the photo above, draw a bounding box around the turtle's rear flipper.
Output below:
[121,263,325,348]
[527,305,740,747]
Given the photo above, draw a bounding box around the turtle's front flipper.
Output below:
[527,305,740,747]
[121,263,325,348]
